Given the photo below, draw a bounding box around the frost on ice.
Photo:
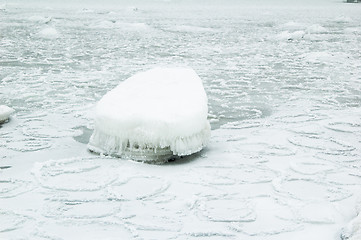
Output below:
[88,67,211,162]
[0,105,15,123]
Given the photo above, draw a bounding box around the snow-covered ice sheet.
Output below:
[2,108,361,240]
[88,67,210,162]
[1,0,361,239]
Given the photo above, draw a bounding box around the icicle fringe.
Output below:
[88,122,211,163]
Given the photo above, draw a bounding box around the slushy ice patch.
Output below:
[88,67,211,163]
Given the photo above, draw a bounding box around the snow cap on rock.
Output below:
[0,105,15,123]
[88,67,210,163]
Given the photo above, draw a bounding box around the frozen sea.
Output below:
[1,0,361,239]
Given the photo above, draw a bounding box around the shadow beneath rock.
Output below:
[0,166,12,169]
[165,150,205,165]
[73,126,93,144]
[0,118,10,127]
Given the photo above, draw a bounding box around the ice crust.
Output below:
[0,105,15,123]
[88,67,211,162]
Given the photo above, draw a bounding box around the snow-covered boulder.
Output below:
[342,202,361,240]
[38,27,59,39]
[0,4,6,11]
[0,105,15,123]
[88,67,211,163]
[342,214,361,240]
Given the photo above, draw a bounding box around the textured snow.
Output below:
[88,67,210,161]
[1,0,361,239]
[0,105,15,123]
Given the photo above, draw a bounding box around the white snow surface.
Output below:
[0,105,15,122]
[88,67,210,159]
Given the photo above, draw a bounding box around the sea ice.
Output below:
[88,67,211,163]
[0,105,15,123]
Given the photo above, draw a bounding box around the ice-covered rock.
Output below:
[342,213,361,240]
[116,22,149,31]
[38,27,59,39]
[0,4,6,11]
[28,16,52,24]
[275,30,305,41]
[88,67,211,163]
[344,27,361,34]
[280,21,306,31]
[171,25,216,33]
[334,16,353,23]
[300,51,347,64]
[0,105,15,123]
[78,8,95,13]
[306,24,328,33]
[125,6,139,12]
